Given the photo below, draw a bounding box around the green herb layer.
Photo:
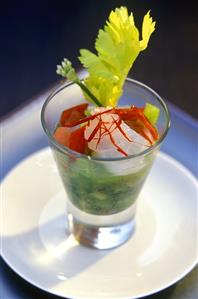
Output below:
[53,147,154,215]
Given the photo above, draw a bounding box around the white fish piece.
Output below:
[84,111,149,158]
[84,109,151,175]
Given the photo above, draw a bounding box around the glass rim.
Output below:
[41,78,170,162]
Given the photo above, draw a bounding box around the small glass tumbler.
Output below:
[41,78,170,249]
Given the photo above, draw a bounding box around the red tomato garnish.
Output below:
[69,126,86,154]
[60,103,88,126]
[54,127,71,146]
[54,104,159,156]
[115,106,158,143]
[54,126,87,154]
[63,108,113,128]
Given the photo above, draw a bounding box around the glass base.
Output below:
[68,215,135,250]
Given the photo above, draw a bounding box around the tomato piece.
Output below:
[60,103,88,126]
[54,127,71,147]
[64,108,113,128]
[116,106,158,142]
[132,107,158,140]
[69,127,86,154]
[54,126,87,154]
[115,107,141,122]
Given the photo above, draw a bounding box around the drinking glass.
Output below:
[41,78,170,249]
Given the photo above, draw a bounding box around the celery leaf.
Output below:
[79,7,156,107]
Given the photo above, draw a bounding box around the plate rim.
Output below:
[1,148,198,299]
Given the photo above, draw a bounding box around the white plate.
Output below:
[1,149,198,299]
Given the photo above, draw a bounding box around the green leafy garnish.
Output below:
[79,7,155,106]
[144,103,160,125]
[57,7,156,107]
